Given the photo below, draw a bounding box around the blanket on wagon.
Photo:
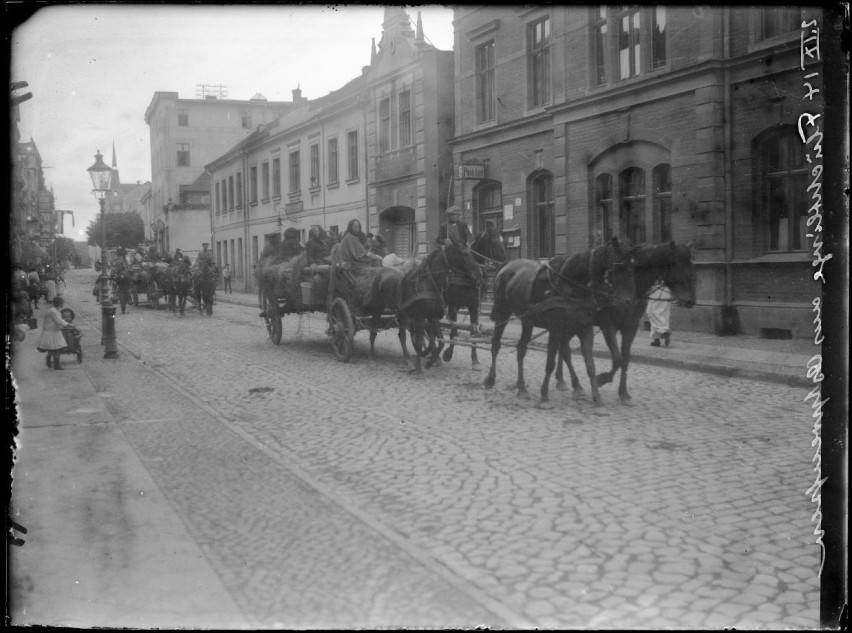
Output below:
[255,253,304,304]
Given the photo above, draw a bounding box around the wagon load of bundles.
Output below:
[143,261,170,285]
[254,253,305,304]
[337,265,387,313]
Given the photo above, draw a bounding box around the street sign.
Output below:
[457,163,486,180]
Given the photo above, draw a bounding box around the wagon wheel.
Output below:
[262,286,282,345]
[329,297,354,362]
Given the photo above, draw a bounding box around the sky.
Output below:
[10,3,455,242]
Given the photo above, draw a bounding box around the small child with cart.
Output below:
[36,297,83,369]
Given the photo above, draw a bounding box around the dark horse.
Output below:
[436,233,506,369]
[366,244,482,373]
[193,261,217,316]
[484,238,636,407]
[556,241,696,403]
[168,262,195,317]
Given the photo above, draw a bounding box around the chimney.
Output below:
[292,85,303,102]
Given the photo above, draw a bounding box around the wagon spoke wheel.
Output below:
[262,286,282,345]
[329,298,354,362]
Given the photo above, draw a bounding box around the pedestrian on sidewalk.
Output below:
[646,280,674,347]
[36,296,71,370]
[222,263,232,294]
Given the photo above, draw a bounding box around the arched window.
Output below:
[594,173,613,245]
[530,172,555,258]
[652,164,672,242]
[474,181,504,234]
[619,167,646,244]
[758,129,807,252]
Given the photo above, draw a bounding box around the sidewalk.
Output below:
[8,298,251,628]
[215,286,818,388]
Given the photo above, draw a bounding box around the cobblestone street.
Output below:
[10,271,821,629]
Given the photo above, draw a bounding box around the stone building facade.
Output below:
[452,6,822,338]
[145,90,297,256]
[206,80,369,292]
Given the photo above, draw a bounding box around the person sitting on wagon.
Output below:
[339,219,382,272]
[306,225,333,265]
[367,233,388,258]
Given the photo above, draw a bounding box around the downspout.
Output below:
[722,8,735,319]
[205,169,214,252]
[321,118,327,231]
[242,151,250,292]
[363,94,371,236]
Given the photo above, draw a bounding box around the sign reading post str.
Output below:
[458,163,486,180]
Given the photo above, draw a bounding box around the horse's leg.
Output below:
[469,297,481,369]
[425,318,441,369]
[442,304,457,363]
[483,315,509,389]
[411,321,424,374]
[398,317,416,373]
[369,312,379,360]
[578,326,602,406]
[595,325,622,388]
[540,329,562,406]
[515,321,533,399]
[617,323,639,403]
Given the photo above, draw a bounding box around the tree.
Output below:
[50,236,82,268]
[86,210,144,250]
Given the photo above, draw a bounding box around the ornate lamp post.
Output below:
[87,150,119,359]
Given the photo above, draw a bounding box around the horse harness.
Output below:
[398,247,450,314]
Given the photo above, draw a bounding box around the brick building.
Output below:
[452,6,822,337]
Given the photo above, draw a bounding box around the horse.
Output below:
[437,234,506,368]
[483,238,636,407]
[192,261,218,316]
[365,244,482,373]
[168,262,195,317]
[556,241,696,403]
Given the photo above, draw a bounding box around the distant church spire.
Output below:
[371,37,377,64]
[110,140,120,191]
[111,141,117,168]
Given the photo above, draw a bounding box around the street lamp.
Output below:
[87,149,119,359]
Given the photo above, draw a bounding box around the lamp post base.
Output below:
[101,296,119,359]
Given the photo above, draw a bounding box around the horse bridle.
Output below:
[543,247,630,305]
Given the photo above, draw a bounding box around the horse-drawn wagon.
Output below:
[256,249,398,362]
[126,262,168,309]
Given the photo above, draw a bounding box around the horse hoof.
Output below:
[471,363,482,372]
[442,351,452,362]
[555,381,568,392]
[518,391,531,400]
[620,393,633,404]
[537,400,555,410]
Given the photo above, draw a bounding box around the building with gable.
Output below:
[365,8,455,257]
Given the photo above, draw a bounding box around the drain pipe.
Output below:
[242,151,250,293]
[723,7,735,320]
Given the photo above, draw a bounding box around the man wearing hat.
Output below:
[444,205,471,252]
[196,242,215,268]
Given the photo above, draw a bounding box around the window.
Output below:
[475,181,503,233]
[619,167,646,244]
[241,111,251,129]
[252,235,258,266]
[177,143,190,167]
[223,241,228,267]
[261,161,270,200]
[476,40,495,123]
[310,143,320,188]
[618,6,641,80]
[250,165,258,203]
[347,131,359,180]
[228,175,234,211]
[652,164,672,242]
[527,16,551,108]
[759,130,807,251]
[379,97,391,153]
[236,171,242,208]
[398,90,412,146]
[230,239,235,274]
[759,7,800,40]
[530,172,555,258]
[595,173,613,244]
[651,7,667,70]
[594,7,609,86]
[272,157,281,198]
[289,150,301,193]
[178,109,189,126]
[328,137,339,185]
[215,181,221,215]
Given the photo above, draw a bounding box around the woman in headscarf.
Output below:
[339,219,381,271]
[306,225,333,265]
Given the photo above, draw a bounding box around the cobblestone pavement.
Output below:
[60,271,820,628]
